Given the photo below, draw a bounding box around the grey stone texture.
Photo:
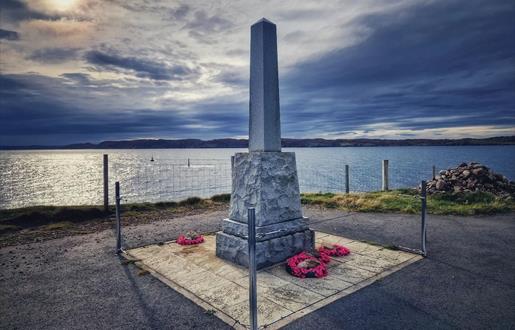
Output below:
[249,18,281,152]
[216,152,314,269]
[229,152,303,225]
[221,217,309,242]
[216,230,314,269]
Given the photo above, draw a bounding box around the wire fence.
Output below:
[110,158,232,204]
[0,154,443,209]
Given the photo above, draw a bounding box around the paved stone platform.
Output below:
[125,232,421,329]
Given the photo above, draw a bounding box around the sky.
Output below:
[0,0,514,146]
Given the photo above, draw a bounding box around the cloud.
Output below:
[185,10,234,33]
[28,47,80,63]
[169,4,190,20]
[0,0,58,23]
[0,0,514,145]
[17,18,95,49]
[280,0,515,138]
[84,50,196,81]
[0,73,246,145]
[0,29,19,40]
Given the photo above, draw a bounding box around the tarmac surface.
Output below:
[1,207,514,329]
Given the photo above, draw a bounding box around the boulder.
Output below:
[435,180,447,190]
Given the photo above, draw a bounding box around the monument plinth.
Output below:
[216,18,314,269]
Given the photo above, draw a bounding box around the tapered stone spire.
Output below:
[249,18,281,152]
[216,19,313,269]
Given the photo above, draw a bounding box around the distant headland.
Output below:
[1,136,514,150]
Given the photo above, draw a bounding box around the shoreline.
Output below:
[2,136,514,150]
[1,190,513,248]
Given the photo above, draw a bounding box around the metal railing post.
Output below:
[248,208,258,330]
[103,154,109,212]
[382,160,389,191]
[344,164,350,194]
[420,180,427,256]
[115,181,123,254]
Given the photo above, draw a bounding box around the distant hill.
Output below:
[1,136,514,150]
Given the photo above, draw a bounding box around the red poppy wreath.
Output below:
[286,252,328,278]
[177,231,205,245]
[318,243,350,257]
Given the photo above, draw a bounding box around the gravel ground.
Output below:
[1,206,514,329]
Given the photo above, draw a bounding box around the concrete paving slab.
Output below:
[234,274,325,312]
[266,264,355,297]
[342,240,383,255]
[343,254,398,273]
[125,231,421,329]
[315,232,354,246]
[329,262,377,284]
[225,297,291,327]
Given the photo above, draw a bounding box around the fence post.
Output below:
[115,181,123,254]
[382,160,389,191]
[420,180,427,256]
[103,154,109,212]
[344,164,350,194]
[432,165,436,180]
[248,207,258,330]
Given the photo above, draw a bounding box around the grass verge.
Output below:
[0,193,231,232]
[300,189,515,216]
[1,189,513,236]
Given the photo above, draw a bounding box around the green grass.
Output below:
[300,190,515,216]
[0,193,232,230]
[0,205,109,229]
[0,224,21,235]
[1,190,512,234]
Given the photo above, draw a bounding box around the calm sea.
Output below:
[1,146,514,209]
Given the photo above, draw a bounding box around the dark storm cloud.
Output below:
[84,50,195,81]
[0,0,59,22]
[0,73,246,145]
[281,0,515,136]
[0,29,19,40]
[28,48,80,63]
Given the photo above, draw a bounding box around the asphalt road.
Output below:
[1,207,514,329]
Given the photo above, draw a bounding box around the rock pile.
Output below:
[424,162,515,196]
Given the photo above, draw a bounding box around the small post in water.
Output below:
[345,164,350,194]
[115,181,122,254]
[187,158,190,168]
[248,207,258,330]
[382,159,389,191]
[432,165,436,180]
[103,154,109,212]
[420,180,427,256]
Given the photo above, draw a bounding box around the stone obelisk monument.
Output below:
[216,18,314,269]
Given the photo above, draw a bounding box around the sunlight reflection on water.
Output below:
[0,146,514,209]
